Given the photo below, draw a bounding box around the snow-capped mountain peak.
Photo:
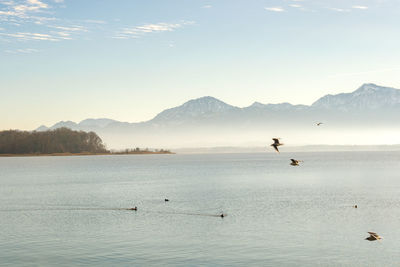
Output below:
[151,96,238,122]
[312,83,400,111]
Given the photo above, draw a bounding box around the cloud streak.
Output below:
[0,1,98,46]
[114,21,194,39]
[0,0,57,26]
[49,25,88,32]
[0,0,48,17]
[5,47,39,53]
[265,7,285,12]
[328,7,350,12]
[0,31,59,41]
[352,5,368,10]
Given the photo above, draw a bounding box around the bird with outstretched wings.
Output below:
[365,232,382,241]
[270,138,283,153]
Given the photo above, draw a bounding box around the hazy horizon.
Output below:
[23,82,396,129]
[20,82,400,149]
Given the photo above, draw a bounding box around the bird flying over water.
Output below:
[316,122,323,126]
[270,138,283,153]
[290,159,301,166]
[365,232,382,241]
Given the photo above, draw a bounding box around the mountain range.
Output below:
[36,83,400,148]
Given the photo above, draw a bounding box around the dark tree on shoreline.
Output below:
[0,128,108,154]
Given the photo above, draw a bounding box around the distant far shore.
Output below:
[174,145,400,154]
[0,151,175,157]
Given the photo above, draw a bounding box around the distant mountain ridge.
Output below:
[39,118,119,131]
[151,96,239,123]
[35,83,400,148]
[311,83,400,111]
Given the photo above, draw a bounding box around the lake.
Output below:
[1,152,399,266]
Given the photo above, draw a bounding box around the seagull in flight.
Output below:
[316,122,323,126]
[290,159,302,166]
[365,232,382,241]
[270,138,283,153]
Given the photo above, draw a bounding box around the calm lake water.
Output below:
[1,152,400,266]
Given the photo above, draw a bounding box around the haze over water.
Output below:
[1,152,399,266]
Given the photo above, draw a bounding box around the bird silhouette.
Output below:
[365,232,382,241]
[270,138,283,153]
[290,159,301,166]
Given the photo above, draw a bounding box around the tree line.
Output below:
[0,128,108,154]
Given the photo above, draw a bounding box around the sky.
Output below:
[1,0,400,130]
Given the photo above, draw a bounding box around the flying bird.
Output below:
[316,122,323,126]
[365,232,382,241]
[290,159,301,166]
[270,138,283,153]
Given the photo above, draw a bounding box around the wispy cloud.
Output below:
[264,7,285,12]
[202,5,212,9]
[54,31,69,37]
[5,47,39,53]
[289,4,302,8]
[0,31,59,41]
[134,23,186,33]
[31,16,57,24]
[1,0,48,16]
[328,7,350,12]
[0,0,55,26]
[352,5,368,10]
[114,21,194,39]
[0,1,98,44]
[49,25,88,32]
[0,23,88,42]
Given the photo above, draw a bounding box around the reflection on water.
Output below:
[1,152,400,266]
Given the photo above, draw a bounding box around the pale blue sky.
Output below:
[1,0,400,130]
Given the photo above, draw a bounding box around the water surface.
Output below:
[1,152,400,266]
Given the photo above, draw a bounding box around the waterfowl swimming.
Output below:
[365,232,382,241]
[220,214,224,218]
[165,199,169,202]
[354,204,358,208]
[316,122,323,126]
[128,207,137,211]
[271,138,283,153]
[290,159,301,166]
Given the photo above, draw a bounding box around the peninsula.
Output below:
[0,128,173,157]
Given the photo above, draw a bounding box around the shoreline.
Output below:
[0,151,175,157]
